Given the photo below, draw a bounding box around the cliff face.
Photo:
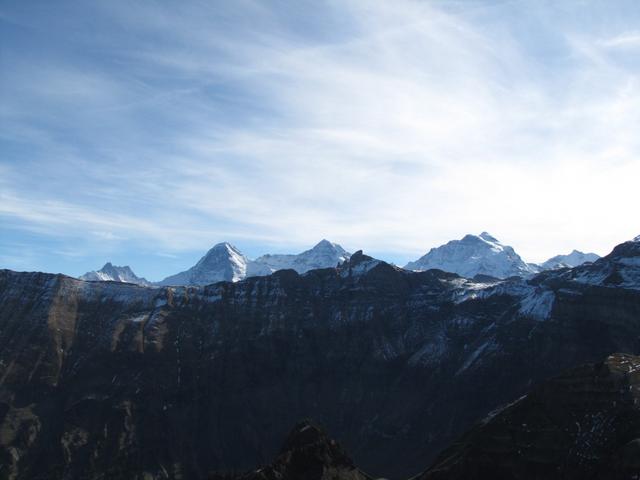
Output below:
[0,252,639,479]
[419,353,640,480]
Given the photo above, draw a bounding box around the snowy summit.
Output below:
[155,239,350,286]
[405,232,538,279]
[540,250,600,270]
[80,263,151,286]
[250,239,351,276]
[157,242,248,286]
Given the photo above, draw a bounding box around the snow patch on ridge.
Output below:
[518,289,555,320]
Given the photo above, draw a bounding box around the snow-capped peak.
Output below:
[80,263,151,286]
[249,240,351,276]
[539,250,600,271]
[195,243,245,270]
[157,242,248,286]
[405,232,537,279]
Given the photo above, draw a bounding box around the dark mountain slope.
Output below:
[213,354,640,480]
[208,420,371,480]
[0,240,639,478]
[418,353,640,480]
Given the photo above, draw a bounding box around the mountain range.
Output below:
[79,233,600,287]
[79,262,151,286]
[1,234,638,478]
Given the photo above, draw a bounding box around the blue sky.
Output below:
[1,0,639,280]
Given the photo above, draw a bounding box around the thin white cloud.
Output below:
[599,31,640,49]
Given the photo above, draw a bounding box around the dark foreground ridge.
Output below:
[0,237,639,478]
[208,420,371,480]
[212,355,640,480]
[419,353,640,480]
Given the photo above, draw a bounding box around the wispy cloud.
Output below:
[599,31,640,49]
[1,0,639,278]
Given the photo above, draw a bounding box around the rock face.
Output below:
[419,353,640,480]
[80,262,151,286]
[157,242,249,286]
[540,249,600,270]
[249,239,351,276]
[208,421,371,480]
[0,237,639,479]
[405,232,538,279]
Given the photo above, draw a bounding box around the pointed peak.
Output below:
[310,239,348,255]
[313,239,335,249]
[101,262,113,270]
[207,242,241,254]
[281,420,326,452]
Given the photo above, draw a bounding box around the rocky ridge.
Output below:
[0,236,639,478]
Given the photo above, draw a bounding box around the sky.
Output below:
[1,0,639,281]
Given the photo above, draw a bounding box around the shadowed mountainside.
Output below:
[0,240,639,479]
[210,354,640,480]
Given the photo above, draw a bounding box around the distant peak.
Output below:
[102,262,113,269]
[311,239,348,255]
[634,235,640,243]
